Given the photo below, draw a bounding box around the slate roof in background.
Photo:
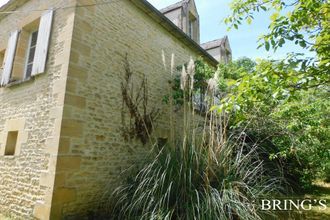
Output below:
[160,0,188,13]
[201,37,227,50]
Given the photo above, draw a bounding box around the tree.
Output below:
[222,1,330,186]
[216,57,330,189]
[225,0,330,89]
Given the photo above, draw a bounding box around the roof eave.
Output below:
[160,0,187,14]
[130,0,218,67]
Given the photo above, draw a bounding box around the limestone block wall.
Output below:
[51,0,207,218]
[163,8,183,29]
[0,0,76,219]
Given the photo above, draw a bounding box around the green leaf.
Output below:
[270,12,279,21]
[265,41,270,51]
[299,41,306,48]
[279,38,285,47]
[257,43,264,49]
[227,79,238,86]
[260,6,267,11]
[247,17,252,24]
[271,39,276,47]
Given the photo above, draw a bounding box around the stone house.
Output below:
[0,0,217,219]
[161,0,200,44]
[201,36,232,63]
[161,0,232,63]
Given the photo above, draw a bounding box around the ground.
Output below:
[303,181,330,219]
[278,181,330,220]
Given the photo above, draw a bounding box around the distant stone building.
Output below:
[201,36,232,63]
[161,0,232,63]
[160,0,200,43]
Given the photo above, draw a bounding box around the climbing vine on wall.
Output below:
[121,56,160,145]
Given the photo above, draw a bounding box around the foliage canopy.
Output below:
[225,0,329,89]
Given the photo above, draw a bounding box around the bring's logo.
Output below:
[260,199,327,211]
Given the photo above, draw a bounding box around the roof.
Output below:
[159,0,187,13]
[130,0,217,66]
[0,0,218,67]
[201,37,227,50]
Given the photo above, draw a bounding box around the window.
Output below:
[188,13,197,40]
[0,9,53,87]
[25,31,38,79]
[189,19,194,38]
[0,119,27,156]
[4,131,18,156]
[11,21,40,82]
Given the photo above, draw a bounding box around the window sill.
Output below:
[0,155,17,159]
[4,77,34,88]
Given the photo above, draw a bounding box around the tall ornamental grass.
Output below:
[109,56,285,220]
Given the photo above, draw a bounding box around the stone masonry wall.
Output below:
[0,0,76,219]
[52,0,207,218]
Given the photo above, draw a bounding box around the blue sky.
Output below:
[148,0,308,60]
[0,0,308,60]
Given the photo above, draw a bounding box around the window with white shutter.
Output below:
[0,10,53,86]
[31,10,53,76]
[0,30,19,86]
[0,9,53,86]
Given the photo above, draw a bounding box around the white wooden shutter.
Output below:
[31,9,53,76]
[0,30,19,86]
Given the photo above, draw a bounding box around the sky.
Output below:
[0,0,308,60]
[0,0,8,7]
[148,0,310,60]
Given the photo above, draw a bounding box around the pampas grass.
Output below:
[109,56,285,220]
